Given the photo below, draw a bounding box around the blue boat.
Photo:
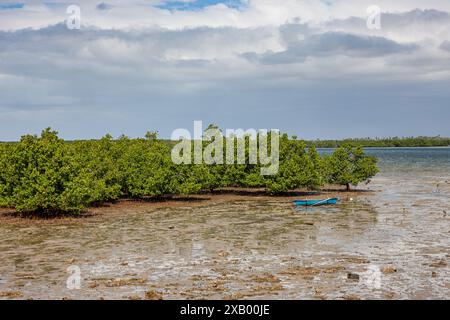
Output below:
[293,198,339,207]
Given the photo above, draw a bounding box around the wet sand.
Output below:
[0,186,368,222]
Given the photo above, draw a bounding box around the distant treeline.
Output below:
[2,136,449,148]
[305,136,450,148]
[0,128,378,215]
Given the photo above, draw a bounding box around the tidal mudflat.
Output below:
[0,148,449,300]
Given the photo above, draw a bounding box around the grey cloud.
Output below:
[325,9,450,45]
[96,3,113,10]
[0,23,277,60]
[440,40,450,52]
[246,32,417,64]
[0,24,280,114]
[0,9,449,140]
[328,9,450,29]
[383,9,450,25]
[278,22,314,46]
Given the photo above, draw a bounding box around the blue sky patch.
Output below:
[0,3,24,10]
[43,2,67,8]
[155,0,244,11]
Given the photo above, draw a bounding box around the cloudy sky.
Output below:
[1,0,450,140]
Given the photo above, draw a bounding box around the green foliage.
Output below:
[0,128,380,214]
[0,143,12,207]
[118,138,173,198]
[69,136,123,203]
[0,129,111,213]
[169,164,209,195]
[264,136,323,194]
[326,144,379,190]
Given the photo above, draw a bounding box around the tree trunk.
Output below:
[346,183,351,191]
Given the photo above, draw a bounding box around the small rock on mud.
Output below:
[347,273,360,281]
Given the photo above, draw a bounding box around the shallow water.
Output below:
[0,148,449,300]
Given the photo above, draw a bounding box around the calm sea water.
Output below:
[0,148,449,300]
[321,147,450,171]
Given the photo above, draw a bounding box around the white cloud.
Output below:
[2,0,450,31]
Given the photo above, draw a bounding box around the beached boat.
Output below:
[293,198,339,206]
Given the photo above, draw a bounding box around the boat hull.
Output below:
[293,198,339,206]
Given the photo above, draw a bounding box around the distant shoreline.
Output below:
[317,146,450,149]
[2,136,449,149]
[305,137,450,148]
